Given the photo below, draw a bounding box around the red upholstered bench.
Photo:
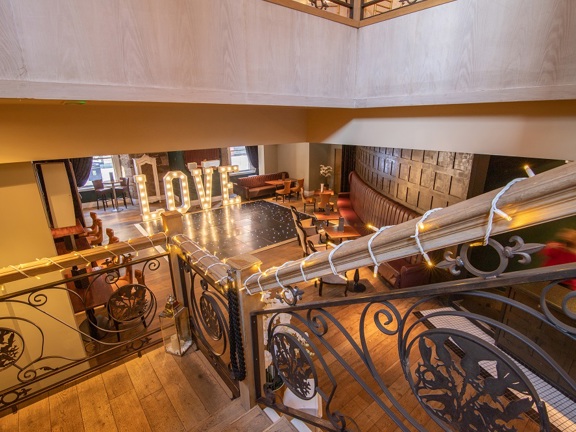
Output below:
[338,172,433,289]
[232,172,289,200]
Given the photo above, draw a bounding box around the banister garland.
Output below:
[244,162,576,295]
[0,233,169,285]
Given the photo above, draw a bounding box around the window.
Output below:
[87,155,115,185]
[229,147,254,172]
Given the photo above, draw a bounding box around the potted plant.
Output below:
[320,164,333,190]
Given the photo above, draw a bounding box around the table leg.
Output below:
[351,268,366,293]
[110,182,123,212]
[84,309,109,340]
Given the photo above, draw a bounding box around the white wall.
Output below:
[277,142,310,189]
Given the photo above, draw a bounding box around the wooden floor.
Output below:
[0,195,542,431]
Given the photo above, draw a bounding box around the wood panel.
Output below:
[355,146,474,212]
[356,0,576,107]
[0,0,357,107]
[3,0,574,108]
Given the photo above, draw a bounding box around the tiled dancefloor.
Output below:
[136,200,309,259]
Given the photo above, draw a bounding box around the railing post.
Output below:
[228,255,266,411]
[352,0,362,21]
[161,211,186,304]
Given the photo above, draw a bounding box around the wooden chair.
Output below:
[106,228,119,245]
[92,179,113,210]
[318,191,335,211]
[87,219,103,246]
[295,219,326,258]
[290,178,304,199]
[275,180,293,202]
[290,206,317,243]
[107,283,154,341]
[79,212,99,237]
[115,177,134,207]
[301,190,317,213]
[308,241,349,296]
[134,269,145,285]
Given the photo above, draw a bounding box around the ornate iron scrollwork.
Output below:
[405,329,547,431]
[200,295,224,340]
[270,331,317,400]
[437,236,544,278]
[0,328,24,370]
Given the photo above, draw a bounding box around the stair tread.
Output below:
[264,416,301,432]
[227,406,273,432]
[190,397,246,432]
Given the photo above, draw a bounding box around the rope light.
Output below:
[9,265,35,279]
[244,271,263,294]
[411,208,443,266]
[74,252,91,265]
[483,178,525,245]
[328,241,352,275]
[299,252,320,282]
[125,239,139,256]
[205,262,230,276]
[146,236,156,249]
[274,261,294,290]
[37,257,65,270]
[367,225,392,276]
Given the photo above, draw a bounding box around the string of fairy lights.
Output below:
[0,164,541,299]
[0,233,169,293]
[242,165,538,297]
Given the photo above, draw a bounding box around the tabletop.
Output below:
[324,225,361,243]
[313,211,341,222]
[313,189,334,196]
[265,179,295,187]
[51,219,86,239]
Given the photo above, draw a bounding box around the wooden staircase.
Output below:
[0,345,303,432]
[191,399,300,432]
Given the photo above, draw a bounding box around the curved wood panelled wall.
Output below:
[354,146,477,213]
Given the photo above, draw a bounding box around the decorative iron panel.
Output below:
[253,238,576,431]
[0,254,165,412]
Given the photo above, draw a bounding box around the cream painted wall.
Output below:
[0,162,87,390]
[309,143,334,191]
[260,144,279,174]
[277,142,310,189]
[0,163,56,264]
[0,103,308,164]
[307,101,576,160]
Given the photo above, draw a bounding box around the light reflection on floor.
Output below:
[136,200,308,258]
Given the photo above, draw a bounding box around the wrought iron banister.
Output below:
[250,261,576,431]
[0,251,168,413]
[244,162,576,294]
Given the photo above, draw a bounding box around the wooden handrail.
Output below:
[244,162,576,294]
[0,233,168,285]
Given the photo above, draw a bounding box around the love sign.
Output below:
[134,165,241,221]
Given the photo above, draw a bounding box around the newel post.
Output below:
[161,211,186,305]
[227,255,266,411]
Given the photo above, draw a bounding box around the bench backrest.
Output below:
[236,172,289,188]
[348,172,422,264]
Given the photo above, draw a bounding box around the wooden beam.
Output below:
[245,162,576,293]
